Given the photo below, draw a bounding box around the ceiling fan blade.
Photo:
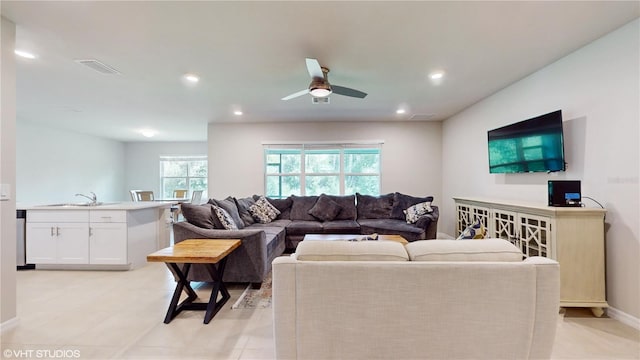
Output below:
[331,85,367,99]
[281,89,310,100]
[305,58,324,79]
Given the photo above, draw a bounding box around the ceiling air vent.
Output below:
[409,114,435,121]
[74,59,121,75]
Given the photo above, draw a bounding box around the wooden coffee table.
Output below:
[303,234,408,245]
[147,239,241,324]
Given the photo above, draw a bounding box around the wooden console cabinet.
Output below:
[454,197,608,317]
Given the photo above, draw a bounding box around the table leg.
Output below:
[162,260,232,324]
[163,263,198,324]
[203,257,230,324]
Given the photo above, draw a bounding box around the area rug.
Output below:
[231,271,272,309]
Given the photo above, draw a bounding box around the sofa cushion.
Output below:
[356,193,394,219]
[234,196,256,226]
[308,194,343,221]
[211,204,239,230]
[295,240,409,261]
[250,196,281,223]
[247,219,291,229]
[209,197,245,229]
[322,220,361,234]
[406,239,522,262]
[457,219,487,240]
[290,195,320,221]
[391,193,434,220]
[180,203,218,229]
[325,194,357,220]
[404,201,434,224]
[286,220,323,235]
[358,218,425,242]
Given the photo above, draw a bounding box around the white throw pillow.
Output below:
[404,201,433,224]
[212,204,238,230]
[249,196,281,223]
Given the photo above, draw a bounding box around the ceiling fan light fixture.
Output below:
[309,76,332,97]
[309,87,332,97]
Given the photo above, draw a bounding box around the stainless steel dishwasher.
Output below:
[16,209,34,269]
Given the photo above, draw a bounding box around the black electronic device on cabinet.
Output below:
[548,180,582,207]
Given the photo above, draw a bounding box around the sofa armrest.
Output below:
[172,221,270,283]
[173,221,264,242]
[415,205,439,239]
[272,256,298,359]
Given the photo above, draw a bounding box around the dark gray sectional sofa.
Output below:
[172,192,439,287]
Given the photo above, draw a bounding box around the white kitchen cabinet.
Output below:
[26,211,89,264]
[89,211,128,265]
[25,203,168,270]
[454,197,608,317]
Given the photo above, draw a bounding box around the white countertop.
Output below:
[18,201,173,211]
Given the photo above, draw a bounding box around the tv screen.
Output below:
[487,110,565,174]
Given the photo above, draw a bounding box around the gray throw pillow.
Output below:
[180,203,218,229]
[290,195,320,221]
[308,194,343,221]
[356,193,394,219]
[234,196,256,226]
[210,197,245,229]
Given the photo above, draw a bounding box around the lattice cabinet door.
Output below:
[491,209,518,248]
[517,213,554,258]
[471,206,490,230]
[455,203,472,236]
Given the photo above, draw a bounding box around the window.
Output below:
[265,144,381,198]
[159,156,208,199]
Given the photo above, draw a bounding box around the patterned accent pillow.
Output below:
[404,201,434,224]
[457,219,487,240]
[249,196,281,223]
[212,204,238,230]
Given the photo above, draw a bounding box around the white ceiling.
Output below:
[2,1,638,142]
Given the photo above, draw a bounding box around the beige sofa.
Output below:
[272,239,560,360]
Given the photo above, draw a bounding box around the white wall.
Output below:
[124,142,208,198]
[1,16,17,328]
[442,20,639,320]
[16,121,126,204]
[208,121,442,201]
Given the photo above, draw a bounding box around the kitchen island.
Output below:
[21,202,172,270]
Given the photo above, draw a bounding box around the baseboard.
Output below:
[607,306,640,330]
[0,316,19,334]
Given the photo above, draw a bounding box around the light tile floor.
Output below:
[2,263,639,359]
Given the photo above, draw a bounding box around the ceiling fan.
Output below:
[281,58,367,101]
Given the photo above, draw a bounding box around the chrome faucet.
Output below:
[75,191,97,205]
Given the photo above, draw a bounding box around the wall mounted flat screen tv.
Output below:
[488,110,565,174]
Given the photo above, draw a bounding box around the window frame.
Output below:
[159,155,208,199]
[263,143,382,198]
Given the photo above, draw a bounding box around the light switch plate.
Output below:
[0,183,11,201]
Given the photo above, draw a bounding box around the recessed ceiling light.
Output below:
[429,71,444,80]
[234,110,243,116]
[396,109,406,114]
[140,129,156,138]
[15,50,36,59]
[184,74,199,83]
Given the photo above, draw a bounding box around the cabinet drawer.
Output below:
[90,210,127,223]
[27,210,89,223]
